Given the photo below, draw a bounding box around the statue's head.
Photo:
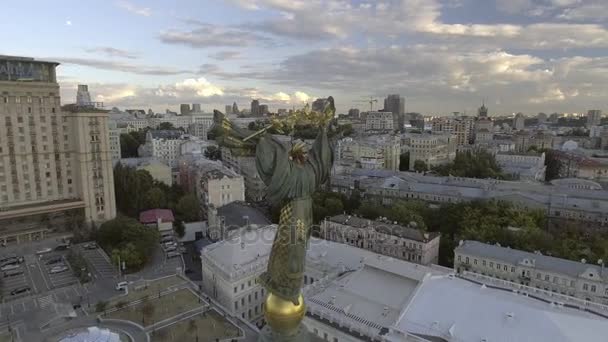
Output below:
[289,141,308,165]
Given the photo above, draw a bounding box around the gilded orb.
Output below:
[264,293,306,336]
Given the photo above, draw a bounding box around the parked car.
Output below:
[83,242,97,250]
[1,263,20,271]
[50,265,68,274]
[54,244,70,251]
[10,286,30,296]
[0,254,22,263]
[115,281,128,291]
[163,241,177,247]
[167,251,181,258]
[46,257,63,265]
[164,245,177,252]
[0,257,23,267]
[3,269,24,278]
[36,247,53,255]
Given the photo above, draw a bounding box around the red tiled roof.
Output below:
[139,209,174,224]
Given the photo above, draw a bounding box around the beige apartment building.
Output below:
[321,214,440,265]
[0,56,116,244]
[365,111,394,131]
[402,132,456,171]
[337,135,401,171]
[455,240,608,305]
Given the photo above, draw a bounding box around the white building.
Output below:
[331,167,608,228]
[496,152,546,181]
[365,112,394,131]
[201,225,381,326]
[455,240,608,305]
[221,147,266,202]
[195,160,245,216]
[304,252,608,342]
[141,130,184,167]
[321,215,440,265]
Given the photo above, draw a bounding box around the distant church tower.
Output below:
[478,101,488,118]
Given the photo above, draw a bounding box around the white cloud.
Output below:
[169,78,224,97]
[65,20,72,26]
[52,57,189,75]
[116,0,151,17]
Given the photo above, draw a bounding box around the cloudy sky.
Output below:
[3,0,608,115]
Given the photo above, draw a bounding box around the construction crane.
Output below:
[354,96,379,112]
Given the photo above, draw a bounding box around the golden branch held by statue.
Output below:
[243,102,335,142]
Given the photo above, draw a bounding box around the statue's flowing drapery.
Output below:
[256,128,333,304]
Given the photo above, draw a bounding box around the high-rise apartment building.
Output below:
[587,110,602,128]
[383,94,404,115]
[513,112,526,131]
[76,84,92,106]
[431,116,474,146]
[180,104,191,115]
[0,56,116,243]
[232,102,239,115]
[259,104,268,115]
[250,100,260,117]
[224,105,232,115]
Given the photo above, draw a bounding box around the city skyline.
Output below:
[2,0,608,114]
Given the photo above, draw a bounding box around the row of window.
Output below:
[234,289,264,311]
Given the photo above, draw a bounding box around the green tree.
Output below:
[543,149,562,181]
[413,160,428,172]
[143,187,167,209]
[174,220,186,238]
[176,194,200,222]
[95,300,108,313]
[204,146,222,160]
[141,301,155,326]
[157,122,177,130]
[116,300,128,311]
[120,133,140,158]
[95,216,159,272]
[399,152,410,171]
[433,150,504,179]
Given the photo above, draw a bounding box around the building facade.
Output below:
[587,110,602,128]
[0,56,116,243]
[337,135,400,171]
[431,115,474,146]
[321,215,440,265]
[195,161,245,216]
[402,133,456,171]
[495,152,546,181]
[331,167,608,228]
[221,147,267,202]
[455,240,608,305]
[201,225,381,326]
[141,130,184,166]
[365,111,394,131]
[513,112,526,131]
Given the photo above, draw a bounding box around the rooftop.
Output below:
[216,201,270,229]
[139,209,175,224]
[149,130,183,140]
[396,274,608,342]
[304,253,608,342]
[455,240,607,280]
[202,225,379,280]
[327,215,439,242]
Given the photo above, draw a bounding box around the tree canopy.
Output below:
[433,150,505,179]
[204,146,222,161]
[95,216,159,271]
[113,164,188,217]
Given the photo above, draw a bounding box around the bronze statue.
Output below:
[213,97,336,339]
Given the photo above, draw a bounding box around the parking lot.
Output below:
[76,244,117,279]
[37,253,78,289]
